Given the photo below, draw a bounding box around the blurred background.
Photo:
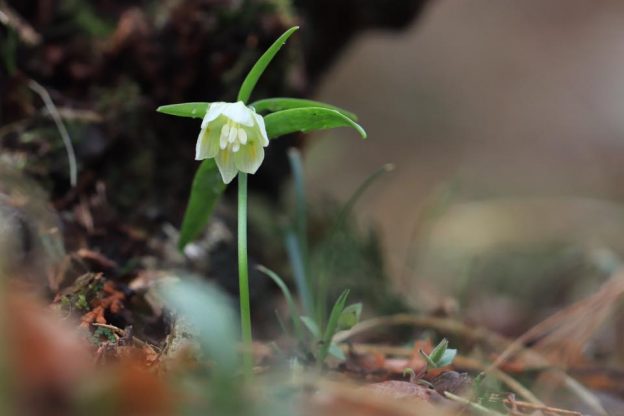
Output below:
[306,0,624,332]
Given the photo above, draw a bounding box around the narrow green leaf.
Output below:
[429,338,449,363]
[319,290,350,362]
[285,230,313,317]
[419,349,438,369]
[264,107,367,139]
[285,148,313,317]
[156,102,210,119]
[251,98,358,121]
[419,339,457,369]
[237,26,299,103]
[178,159,226,250]
[300,316,321,338]
[257,265,304,342]
[287,148,308,267]
[437,349,457,368]
[274,310,289,337]
[328,343,346,361]
[337,303,362,331]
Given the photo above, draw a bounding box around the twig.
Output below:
[487,272,624,372]
[0,0,41,46]
[76,248,118,269]
[334,314,509,350]
[503,398,582,416]
[444,392,506,416]
[28,80,78,187]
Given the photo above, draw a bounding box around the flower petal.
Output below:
[253,112,269,146]
[215,149,238,184]
[195,126,220,160]
[222,101,255,127]
[234,142,264,174]
[201,102,227,128]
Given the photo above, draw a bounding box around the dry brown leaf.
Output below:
[5,289,91,414]
[80,281,125,327]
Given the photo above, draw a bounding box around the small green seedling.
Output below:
[157,26,366,377]
[419,338,457,369]
[259,262,361,365]
[302,289,352,364]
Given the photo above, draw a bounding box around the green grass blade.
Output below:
[288,149,307,256]
[178,159,226,250]
[286,148,311,314]
[274,311,289,339]
[156,102,210,119]
[285,230,313,317]
[429,338,449,363]
[237,26,299,103]
[264,107,367,139]
[328,343,346,361]
[318,290,350,362]
[299,315,321,338]
[419,349,439,369]
[257,265,304,342]
[251,98,358,121]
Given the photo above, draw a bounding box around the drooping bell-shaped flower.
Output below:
[195,101,269,184]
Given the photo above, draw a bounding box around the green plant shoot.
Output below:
[420,338,457,369]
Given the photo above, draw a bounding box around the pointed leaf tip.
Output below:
[237,26,300,103]
[264,107,367,140]
[157,102,210,119]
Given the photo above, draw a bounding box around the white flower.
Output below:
[195,101,269,184]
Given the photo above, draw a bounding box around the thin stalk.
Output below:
[28,80,78,187]
[238,173,253,377]
[285,148,313,317]
[287,149,308,268]
[285,230,313,317]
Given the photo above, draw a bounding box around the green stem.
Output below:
[238,173,253,377]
